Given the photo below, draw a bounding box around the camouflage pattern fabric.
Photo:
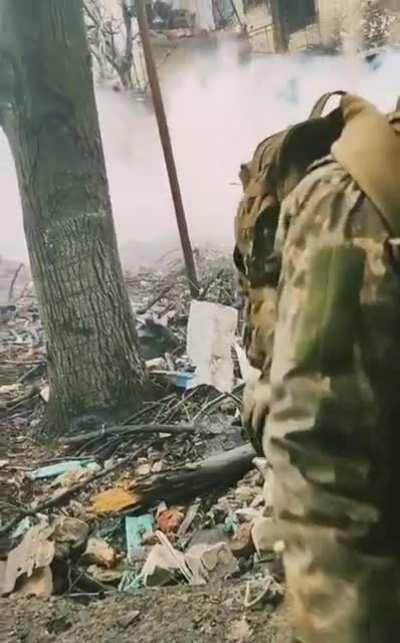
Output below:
[235,95,345,454]
[234,130,285,454]
[234,130,283,365]
[265,154,400,642]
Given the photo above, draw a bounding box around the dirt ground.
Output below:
[0,582,292,643]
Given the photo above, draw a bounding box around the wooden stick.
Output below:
[63,423,197,445]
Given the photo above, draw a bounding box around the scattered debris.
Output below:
[90,487,139,515]
[187,541,239,582]
[177,499,201,538]
[0,247,284,618]
[118,570,142,593]
[118,609,141,629]
[157,506,184,535]
[27,459,94,480]
[136,445,255,505]
[86,564,123,585]
[11,516,36,540]
[82,537,116,569]
[17,565,53,597]
[141,531,199,587]
[175,371,195,390]
[141,544,185,587]
[53,516,89,558]
[0,522,54,596]
[244,575,285,609]
[137,317,179,360]
[146,356,168,371]
[52,462,101,489]
[125,514,154,562]
[230,522,255,559]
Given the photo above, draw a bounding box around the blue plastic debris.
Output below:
[125,514,154,562]
[175,371,195,390]
[27,459,94,480]
[224,513,239,534]
[118,570,143,593]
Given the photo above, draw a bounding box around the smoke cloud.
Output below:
[1,38,399,265]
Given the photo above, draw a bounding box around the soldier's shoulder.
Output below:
[307,154,345,181]
[287,155,349,204]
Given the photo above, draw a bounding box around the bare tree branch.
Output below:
[8,262,24,303]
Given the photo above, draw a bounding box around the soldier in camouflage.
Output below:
[236,93,400,642]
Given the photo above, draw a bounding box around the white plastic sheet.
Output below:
[187,301,237,392]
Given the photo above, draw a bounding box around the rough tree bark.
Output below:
[0,0,148,435]
[119,1,134,89]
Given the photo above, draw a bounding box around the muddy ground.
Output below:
[0,582,292,643]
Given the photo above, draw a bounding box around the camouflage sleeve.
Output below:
[265,160,400,642]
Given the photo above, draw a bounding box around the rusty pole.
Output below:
[136,0,200,298]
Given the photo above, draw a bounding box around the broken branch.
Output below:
[137,444,254,506]
[63,423,197,445]
[137,283,175,315]
[8,262,24,302]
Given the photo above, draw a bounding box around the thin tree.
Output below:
[0,0,149,435]
[84,0,145,91]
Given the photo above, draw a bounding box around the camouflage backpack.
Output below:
[234,91,346,369]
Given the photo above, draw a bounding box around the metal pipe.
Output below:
[136,0,200,298]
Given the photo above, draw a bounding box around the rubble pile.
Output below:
[0,246,283,616]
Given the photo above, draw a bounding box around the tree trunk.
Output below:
[120,0,134,89]
[0,0,148,435]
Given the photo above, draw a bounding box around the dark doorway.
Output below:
[279,0,317,34]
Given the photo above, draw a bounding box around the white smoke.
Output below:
[1,38,400,265]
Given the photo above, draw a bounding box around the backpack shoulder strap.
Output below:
[309,91,346,119]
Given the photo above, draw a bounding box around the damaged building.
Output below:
[268,0,400,53]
